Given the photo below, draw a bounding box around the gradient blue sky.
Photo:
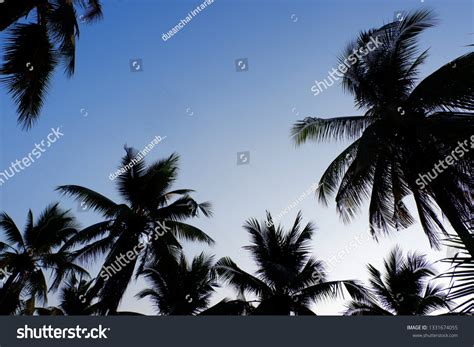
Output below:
[1,0,472,314]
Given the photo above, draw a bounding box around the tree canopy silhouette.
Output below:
[0,203,88,315]
[56,147,213,314]
[0,0,103,128]
[216,212,371,315]
[292,10,474,256]
[345,247,450,315]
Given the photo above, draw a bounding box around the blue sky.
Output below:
[0,0,472,314]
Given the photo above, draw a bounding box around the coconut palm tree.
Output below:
[56,147,213,314]
[291,10,474,256]
[0,0,102,31]
[438,234,474,314]
[136,252,219,315]
[216,212,370,315]
[36,274,96,315]
[0,0,103,128]
[0,203,88,315]
[345,247,450,315]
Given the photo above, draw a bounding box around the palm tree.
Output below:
[0,0,102,31]
[136,252,219,315]
[36,274,96,315]
[0,0,103,128]
[56,147,213,314]
[438,234,474,314]
[0,203,88,315]
[291,10,473,256]
[345,247,450,315]
[216,212,370,315]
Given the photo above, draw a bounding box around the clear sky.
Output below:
[0,0,472,315]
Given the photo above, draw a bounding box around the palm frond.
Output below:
[0,212,24,247]
[408,52,474,112]
[291,116,371,145]
[215,257,271,298]
[0,23,57,129]
[56,185,119,217]
[47,0,80,77]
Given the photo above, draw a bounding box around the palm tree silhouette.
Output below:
[439,234,474,314]
[36,274,96,315]
[292,10,473,255]
[56,147,213,314]
[0,203,88,315]
[0,0,103,128]
[216,212,370,315]
[345,247,450,315]
[136,252,219,315]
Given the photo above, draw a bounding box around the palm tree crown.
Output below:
[56,147,213,314]
[0,0,103,128]
[345,247,450,315]
[0,203,87,314]
[136,252,218,315]
[36,274,96,315]
[216,212,370,315]
[292,10,473,255]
